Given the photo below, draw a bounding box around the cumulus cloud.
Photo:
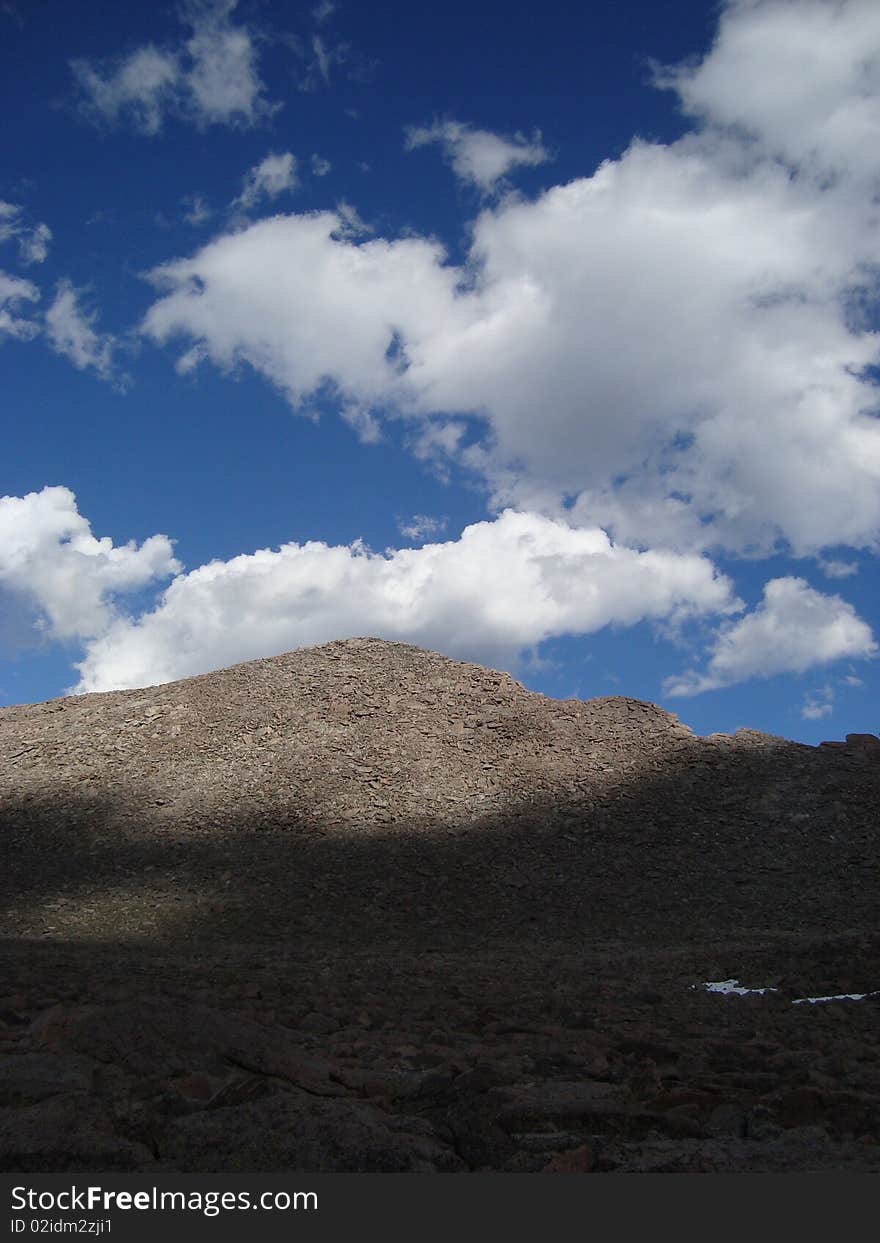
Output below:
[658,0,880,186]
[234,152,297,211]
[311,153,332,177]
[0,201,52,265]
[405,119,549,192]
[141,211,456,407]
[140,0,880,563]
[45,282,117,381]
[664,577,877,697]
[71,509,738,693]
[0,487,180,646]
[71,0,275,133]
[0,270,40,342]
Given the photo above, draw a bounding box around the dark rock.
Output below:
[0,1096,154,1172]
[706,1103,748,1138]
[0,1053,96,1106]
[299,1011,340,1035]
[161,1092,463,1172]
[67,1003,346,1096]
[845,733,880,754]
[542,1144,594,1172]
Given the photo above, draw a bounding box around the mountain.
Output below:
[2,638,879,1172]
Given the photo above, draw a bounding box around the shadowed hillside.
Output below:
[2,638,879,1173]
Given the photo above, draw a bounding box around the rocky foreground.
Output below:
[1,637,879,1172]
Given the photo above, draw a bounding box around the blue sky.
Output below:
[1,0,878,743]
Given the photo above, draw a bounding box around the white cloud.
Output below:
[71,0,275,133]
[141,2,880,564]
[141,211,455,408]
[18,221,51,265]
[184,0,275,127]
[311,153,332,177]
[339,402,381,443]
[71,508,738,693]
[819,557,858,578]
[405,119,549,193]
[71,44,181,135]
[0,487,180,645]
[397,514,447,542]
[333,200,372,237]
[801,684,834,720]
[665,577,877,697]
[0,200,18,241]
[0,270,40,341]
[45,281,117,381]
[0,201,52,265]
[658,0,880,187]
[234,152,297,211]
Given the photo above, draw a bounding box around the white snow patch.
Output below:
[696,980,879,1005]
[792,990,880,1005]
[700,979,778,996]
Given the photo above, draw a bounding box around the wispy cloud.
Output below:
[184,0,277,128]
[71,0,278,134]
[312,0,335,23]
[71,44,181,135]
[332,200,371,236]
[233,151,298,212]
[18,221,51,265]
[0,203,43,339]
[45,281,118,382]
[801,684,834,720]
[295,31,352,91]
[290,1,370,92]
[404,119,549,193]
[818,558,858,579]
[182,194,213,226]
[0,200,51,265]
[0,270,40,341]
[397,514,448,542]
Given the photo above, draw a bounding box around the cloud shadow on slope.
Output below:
[2,737,877,959]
